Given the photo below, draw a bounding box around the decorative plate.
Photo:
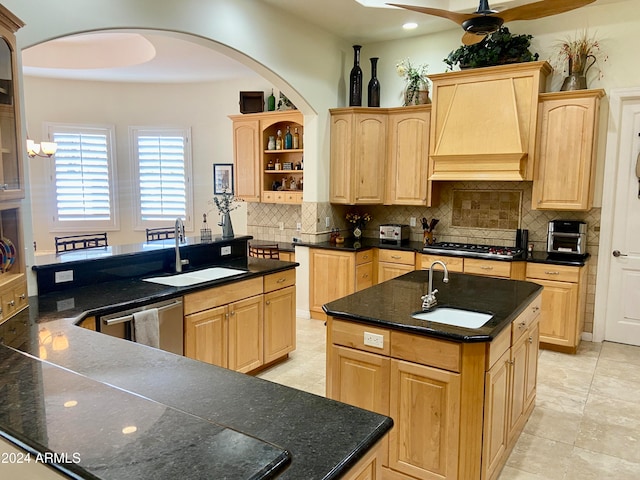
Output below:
[2,237,15,273]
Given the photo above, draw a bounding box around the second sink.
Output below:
[412,307,493,329]
[143,267,247,287]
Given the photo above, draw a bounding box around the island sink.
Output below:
[412,307,493,329]
[143,267,246,287]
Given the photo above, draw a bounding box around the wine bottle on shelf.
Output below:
[293,127,300,149]
[274,158,282,171]
[267,89,276,111]
[284,126,293,149]
[276,129,283,150]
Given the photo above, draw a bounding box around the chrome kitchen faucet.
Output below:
[421,260,449,311]
[174,217,189,273]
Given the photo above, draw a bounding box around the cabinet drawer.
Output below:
[378,249,415,265]
[332,319,391,356]
[391,330,461,372]
[526,263,581,283]
[264,269,295,293]
[355,249,373,265]
[419,254,464,273]
[464,258,511,278]
[355,262,373,291]
[511,294,542,344]
[184,277,263,315]
[262,191,276,203]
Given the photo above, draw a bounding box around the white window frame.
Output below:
[45,123,119,233]
[130,126,193,230]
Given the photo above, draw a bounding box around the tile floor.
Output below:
[257,318,640,479]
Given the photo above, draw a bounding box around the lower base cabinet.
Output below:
[184,270,296,373]
[327,294,541,480]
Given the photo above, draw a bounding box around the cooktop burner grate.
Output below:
[423,242,524,259]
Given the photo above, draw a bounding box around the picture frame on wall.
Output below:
[213,164,234,195]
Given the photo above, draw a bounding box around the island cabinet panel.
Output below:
[532,90,604,211]
[342,439,385,480]
[184,270,296,372]
[389,359,461,480]
[185,306,228,368]
[526,263,586,353]
[263,286,296,363]
[482,349,510,480]
[227,295,264,373]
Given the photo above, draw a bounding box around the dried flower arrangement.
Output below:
[346,211,372,229]
[553,30,607,80]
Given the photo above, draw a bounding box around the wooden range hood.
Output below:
[429,61,552,181]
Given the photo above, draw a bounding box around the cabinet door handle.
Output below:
[277,277,286,283]
[544,271,560,275]
[362,274,369,278]
[518,321,526,330]
[19,294,26,300]
[481,266,493,270]
[362,255,369,260]
[265,301,271,305]
[529,336,534,344]
[532,306,540,313]
[7,300,14,307]
[391,255,401,259]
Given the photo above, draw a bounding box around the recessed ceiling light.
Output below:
[122,426,138,435]
[403,22,418,30]
[63,400,78,408]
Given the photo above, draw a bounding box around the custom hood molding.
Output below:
[428,61,552,181]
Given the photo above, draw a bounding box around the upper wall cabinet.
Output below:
[330,108,386,205]
[0,6,25,201]
[385,105,431,206]
[532,89,605,211]
[428,61,551,182]
[229,110,304,204]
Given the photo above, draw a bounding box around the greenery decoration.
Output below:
[444,27,539,70]
[396,58,430,106]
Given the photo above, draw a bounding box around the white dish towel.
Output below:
[133,308,160,348]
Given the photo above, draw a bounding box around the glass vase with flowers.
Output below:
[346,211,371,240]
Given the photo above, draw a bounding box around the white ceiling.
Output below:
[21,0,603,83]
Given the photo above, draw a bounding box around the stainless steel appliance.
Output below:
[380,224,409,244]
[99,298,184,355]
[547,220,587,257]
[422,242,524,259]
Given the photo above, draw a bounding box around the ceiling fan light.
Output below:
[462,16,503,35]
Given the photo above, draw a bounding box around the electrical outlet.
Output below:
[296,222,301,231]
[54,270,74,283]
[325,217,331,228]
[363,332,384,349]
[221,246,231,255]
[278,221,284,231]
[410,217,416,227]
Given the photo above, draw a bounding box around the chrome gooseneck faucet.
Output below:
[421,260,449,311]
[174,217,189,273]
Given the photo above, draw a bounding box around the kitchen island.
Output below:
[323,269,543,480]
[0,236,392,480]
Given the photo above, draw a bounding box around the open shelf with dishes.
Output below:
[260,112,304,204]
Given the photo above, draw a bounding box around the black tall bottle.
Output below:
[349,45,362,106]
[368,57,380,107]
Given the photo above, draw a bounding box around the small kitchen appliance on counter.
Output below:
[547,220,587,258]
[380,224,409,244]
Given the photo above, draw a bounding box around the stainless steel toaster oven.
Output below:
[379,224,409,244]
[547,220,587,257]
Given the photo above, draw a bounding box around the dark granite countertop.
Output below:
[323,270,542,343]
[1,255,392,479]
[303,238,589,267]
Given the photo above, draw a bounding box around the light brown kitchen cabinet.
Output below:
[417,253,464,273]
[329,109,386,204]
[428,62,551,182]
[464,258,526,280]
[229,111,304,204]
[526,262,587,353]
[532,89,605,211]
[377,249,415,283]
[263,269,296,364]
[230,118,261,202]
[0,7,25,201]
[184,270,296,371]
[385,106,432,206]
[309,248,374,320]
[327,294,541,480]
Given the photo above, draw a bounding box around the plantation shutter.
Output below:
[53,131,112,222]
[137,134,187,221]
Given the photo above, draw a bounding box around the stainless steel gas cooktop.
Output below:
[422,242,524,260]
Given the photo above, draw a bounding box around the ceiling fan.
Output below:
[388,0,596,45]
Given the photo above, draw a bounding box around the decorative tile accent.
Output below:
[451,189,521,230]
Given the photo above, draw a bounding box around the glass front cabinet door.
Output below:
[0,6,25,200]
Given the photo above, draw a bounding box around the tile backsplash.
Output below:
[247,180,600,335]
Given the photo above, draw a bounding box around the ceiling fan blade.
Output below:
[386,3,475,26]
[500,0,596,22]
[462,31,487,46]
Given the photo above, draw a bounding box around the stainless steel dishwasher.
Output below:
[98,298,184,355]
